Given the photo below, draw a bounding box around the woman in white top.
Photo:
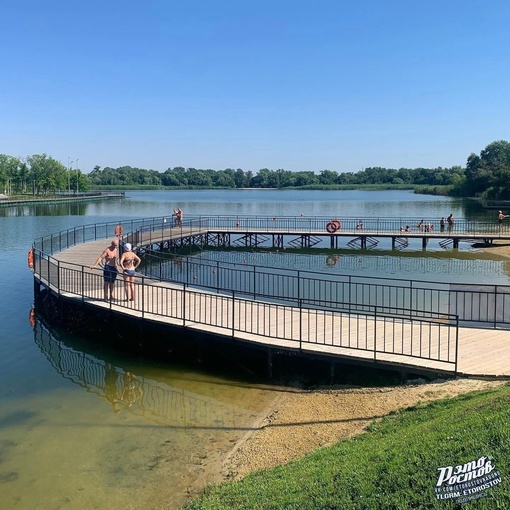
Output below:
[119,243,141,301]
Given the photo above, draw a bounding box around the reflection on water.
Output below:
[189,249,510,285]
[0,319,278,510]
[0,201,90,217]
[34,320,268,429]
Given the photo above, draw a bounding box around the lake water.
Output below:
[0,189,508,510]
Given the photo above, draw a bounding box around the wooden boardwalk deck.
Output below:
[38,239,510,379]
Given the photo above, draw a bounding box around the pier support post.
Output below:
[267,349,273,379]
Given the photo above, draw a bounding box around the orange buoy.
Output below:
[27,248,34,269]
[326,221,338,233]
[114,224,124,237]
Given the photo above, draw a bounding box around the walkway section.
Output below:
[35,240,510,378]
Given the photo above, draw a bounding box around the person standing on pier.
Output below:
[447,214,454,231]
[119,243,141,301]
[176,207,183,227]
[440,217,446,232]
[91,239,119,301]
[498,210,507,226]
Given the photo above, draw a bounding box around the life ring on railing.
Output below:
[27,248,34,269]
[29,308,36,327]
[326,255,339,267]
[114,224,124,237]
[326,221,339,233]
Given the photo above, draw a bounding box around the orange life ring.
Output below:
[326,221,338,233]
[114,224,124,237]
[27,248,34,269]
[29,308,36,327]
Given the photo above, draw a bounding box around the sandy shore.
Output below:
[183,241,510,500]
[221,378,506,481]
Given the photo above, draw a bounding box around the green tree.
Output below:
[461,140,510,198]
[27,154,66,194]
[318,169,339,185]
[234,168,247,188]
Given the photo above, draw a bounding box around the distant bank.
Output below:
[0,191,125,207]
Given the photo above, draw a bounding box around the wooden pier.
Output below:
[34,237,510,379]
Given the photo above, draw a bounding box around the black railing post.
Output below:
[182,283,186,327]
[232,290,235,337]
[494,285,497,328]
[373,305,377,362]
[81,264,84,303]
[141,276,145,319]
[299,297,302,351]
[454,315,459,376]
[55,258,60,296]
[409,280,413,320]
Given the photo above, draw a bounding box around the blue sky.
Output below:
[1,0,509,174]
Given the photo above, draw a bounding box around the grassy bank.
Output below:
[185,384,510,509]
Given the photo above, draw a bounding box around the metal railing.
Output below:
[32,214,510,255]
[144,252,510,329]
[32,216,510,329]
[33,251,459,372]
[182,215,510,236]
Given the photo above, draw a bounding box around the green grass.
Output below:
[185,384,510,509]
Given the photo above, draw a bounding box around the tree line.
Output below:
[88,164,464,189]
[0,154,89,195]
[1,140,509,198]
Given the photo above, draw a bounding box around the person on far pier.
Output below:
[447,214,454,231]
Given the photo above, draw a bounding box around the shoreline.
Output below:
[218,378,506,484]
[0,192,124,207]
[182,240,510,498]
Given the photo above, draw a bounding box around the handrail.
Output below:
[32,214,510,255]
[32,216,510,329]
[31,217,465,373]
[32,253,459,372]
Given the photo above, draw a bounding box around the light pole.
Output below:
[67,157,73,195]
[75,159,79,195]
